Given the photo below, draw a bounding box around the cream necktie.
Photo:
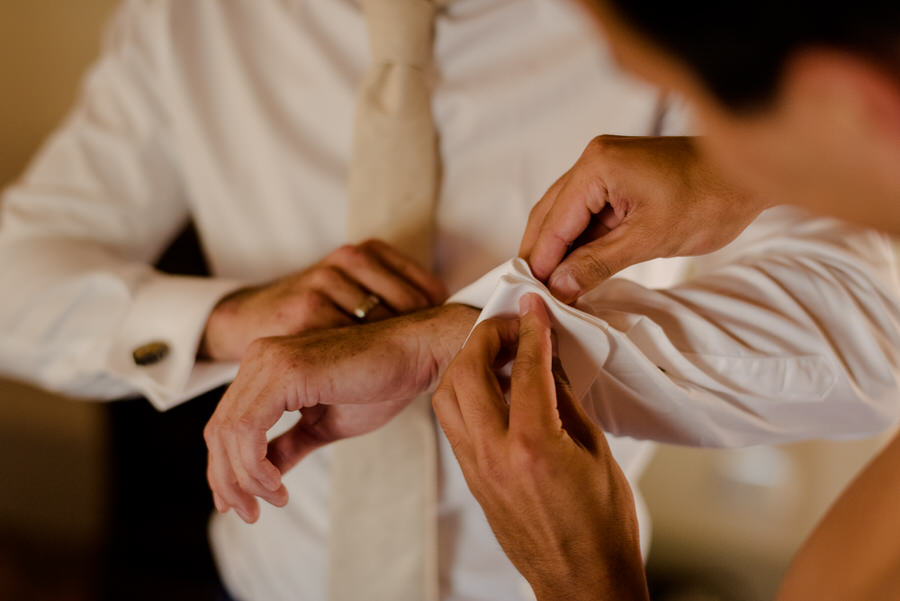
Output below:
[329,2,442,601]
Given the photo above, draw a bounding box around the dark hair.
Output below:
[602,2,900,111]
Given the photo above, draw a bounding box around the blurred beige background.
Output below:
[0,1,118,597]
[0,2,893,600]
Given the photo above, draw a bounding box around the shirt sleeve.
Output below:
[450,207,900,447]
[0,0,244,411]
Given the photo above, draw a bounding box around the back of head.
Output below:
[601,2,900,111]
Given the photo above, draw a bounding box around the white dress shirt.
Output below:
[2,1,900,600]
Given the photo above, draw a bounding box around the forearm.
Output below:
[0,237,243,408]
[0,0,226,408]
[532,555,649,601]
[777,433,900,601]
[586,210,900,446]
[581,263,900,446]
[459,212,900,448]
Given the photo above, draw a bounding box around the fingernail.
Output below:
[273,487,289,507]
[236,507,253,523]
[518,293,540,316]
[548,270,578,303]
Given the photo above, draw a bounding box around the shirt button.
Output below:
[132,341,170,366]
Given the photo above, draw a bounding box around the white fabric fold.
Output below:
[450,257,655,556]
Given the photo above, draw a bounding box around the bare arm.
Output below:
[777,432,900,601]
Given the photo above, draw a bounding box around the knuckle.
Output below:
[510,353,540,382]
[308,265,339,288]
[585,135,606,158]
[234,471,256,493]
[513,318,545,353]
[298,289,330,314]
[336,243,367,266]
[264,339,290,366]
[512,346,540,370]
[206,465,218,488]
[235,413,256,437]
[203,422,218,444]
[217,416,238,436]
[359,238,384,252]
[328,244,365,268]
[245,337,270,359]
[249,338,284,368]
[586,134,613,156]
[576,253,614,284]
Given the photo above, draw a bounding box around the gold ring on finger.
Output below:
[353,294,382,321]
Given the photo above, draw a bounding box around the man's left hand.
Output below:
[433,293,649,601]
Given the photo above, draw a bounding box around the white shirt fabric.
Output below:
[2,1,900,600]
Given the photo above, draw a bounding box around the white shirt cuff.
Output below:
[106,273,243,411]
[449,258,613,401]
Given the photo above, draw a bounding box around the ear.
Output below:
[782,48,900,140]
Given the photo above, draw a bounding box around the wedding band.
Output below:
[353,294,382,321]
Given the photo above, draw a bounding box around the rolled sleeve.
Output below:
[453,208,900,448]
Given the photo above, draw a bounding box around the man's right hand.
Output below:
[520,135,770,303]
[203,302,479,523]
[199,239,447,362]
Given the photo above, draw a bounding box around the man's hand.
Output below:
[432,294,649,601]
[204,303,478,523]
[520,136,770,303]
[200,239,447,361]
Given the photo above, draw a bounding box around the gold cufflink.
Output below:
[132,341,170,366]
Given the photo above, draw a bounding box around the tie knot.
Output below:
[363,0,438,68]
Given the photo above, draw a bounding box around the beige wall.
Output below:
[0,0,119,548]
[0,0,119,184]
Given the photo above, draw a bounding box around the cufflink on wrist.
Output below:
[132,341,170,366]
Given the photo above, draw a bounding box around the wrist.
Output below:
[531,565,648,601]
[400,303,479,392]
[199,286,252,361]
[427,303,480,375]
[687,137,773,214]
[528,536,649,601]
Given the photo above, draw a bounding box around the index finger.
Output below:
[509,293,561,436]
[527,167,609,282]
[519,168,572,261]
[362,239,448,304]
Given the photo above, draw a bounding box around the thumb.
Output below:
[266,406,331,474]
[546,228,645,303]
